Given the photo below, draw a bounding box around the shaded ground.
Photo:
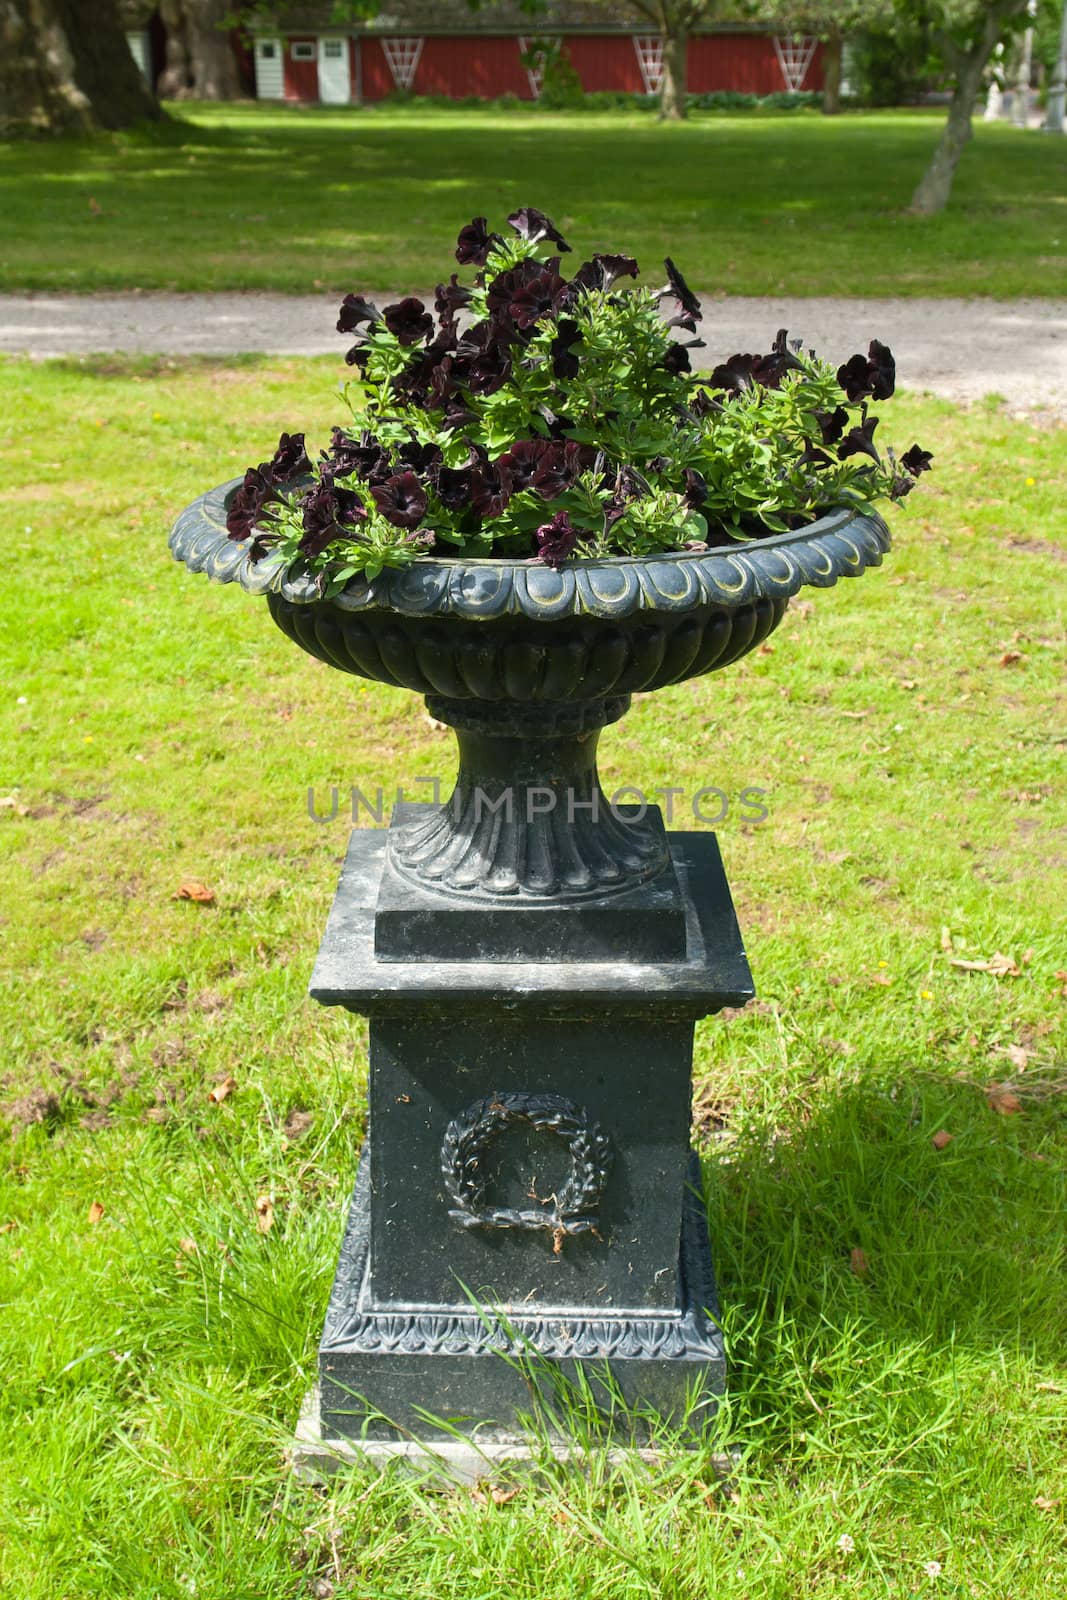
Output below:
[1,107,1064,298]
[3,291,1064,415]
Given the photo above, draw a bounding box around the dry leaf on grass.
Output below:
[931,1130,953,1150]
[998,650,1024,666]
[940,926,953,952]
[174,880,215,904]
[849,1247,869,1276]
[470,1482,521,1507]
[255,1195,274,1233]
[999,1044,1031,1072]
[1033,1496,1059,1512]
[87,1201,105,1225]
[0,1219,19,1234]
[950,953,1021,978]
[207,1075,237,1105]
[986,1084,1023,1115]
[283,1109,314,1141]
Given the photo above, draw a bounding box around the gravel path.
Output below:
[2,292,1064,416]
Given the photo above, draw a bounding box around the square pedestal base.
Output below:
[318,1151,725,1444]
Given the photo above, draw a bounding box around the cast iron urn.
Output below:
[171,480,890,1446]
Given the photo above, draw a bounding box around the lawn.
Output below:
[0,103,1065,298]
[1,353,1065,1598]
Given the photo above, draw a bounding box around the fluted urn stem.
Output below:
[387,694,670,901]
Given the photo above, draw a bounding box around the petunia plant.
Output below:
[227,209,932,588]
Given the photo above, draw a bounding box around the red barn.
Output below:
[249,2,823,106]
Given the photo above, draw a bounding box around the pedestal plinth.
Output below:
[309,818,752,1446]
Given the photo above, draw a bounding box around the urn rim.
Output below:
[169,476,891,622]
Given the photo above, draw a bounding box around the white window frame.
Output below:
[291,41,316,62]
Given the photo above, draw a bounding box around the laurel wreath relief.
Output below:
[440,1091,613,1252]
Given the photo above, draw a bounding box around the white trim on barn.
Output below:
[254,36,285,99]
[126,30,150,83]
[773,34,816,92]
[381,36,423,90]
[632,36,664,96]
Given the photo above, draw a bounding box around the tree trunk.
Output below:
[909,2,1028,216]
[909,58,984,214]
[157,0,192,96]
[0,0,160,133]
[658,25,688,121]
[822,25,842,115]
[187,0,239,100]
[158,0,238,99]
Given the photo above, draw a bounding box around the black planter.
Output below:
[170,479,890,1449]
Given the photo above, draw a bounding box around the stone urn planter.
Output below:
[171,476,890,1458]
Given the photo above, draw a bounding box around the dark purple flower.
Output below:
[439,396,479,433]
[569,254,639,294]
[837,340,896,402]
[682,468,707,508]
[434,465,474,510]
[604,464,650,531]
[468,451,510,518]
[708,352,762,396]
[298,481,365,559]
[434,274,473,327]
[226,464,274,542]
[344,345,373,372]
[901,443,933,477]
[465,341,512,396]
[532,440,586,500]
[383,296,434,347]
[326,429,391,483]
[814,407,850,447]
[658,257,702,322]
[867,339,896,400]
[535,510,578,567]
[507,207,571,253]
[838,416,880,463]
[550,318,582,379]
[456,217,500,266]
[709,335,796,395]
[688,388,721,419]
[370,471,428,529]
[398,439,444,477]
[798,442,833,470]
[425,354,458,409]
[269,431,310,483]
[336,295,381,335]
[497,439,551,495]
[762,328,805,384]
[663,343,692,376]
[509,259,567,329]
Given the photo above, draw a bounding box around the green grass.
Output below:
[1,102,1065,297]
[1,353,1065,1597]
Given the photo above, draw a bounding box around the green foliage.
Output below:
[1,355,1065,1597]
[520,38,586,109]
[241,217,926,580]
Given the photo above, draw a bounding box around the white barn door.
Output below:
[254,38,284,100]
[318,37,350,103]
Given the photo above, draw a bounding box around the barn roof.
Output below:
[264,2,762,35]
